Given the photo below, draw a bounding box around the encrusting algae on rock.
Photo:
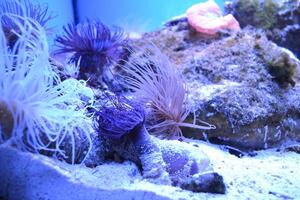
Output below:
[225,0,300,57]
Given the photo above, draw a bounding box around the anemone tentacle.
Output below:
[120,45,215,138]
[0,12,94,164]
[56,20,128,77]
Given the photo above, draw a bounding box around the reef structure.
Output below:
[225,0,300,58]
[130,17,300,151]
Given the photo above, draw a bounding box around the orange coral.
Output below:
[187,0,240,36]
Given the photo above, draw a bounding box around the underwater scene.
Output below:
[0,0,300,199]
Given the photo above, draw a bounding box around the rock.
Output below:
[225,0,280,29]
[284,145,300,154]
[187,0,240,36]
[156,138,213,186]
[182,30,300,149]
[130,16,223,67]
[225,0,300,58]
[181,172,226,194]
[130,24,300,150]
[255,35,298,87]
[85,131,221,191]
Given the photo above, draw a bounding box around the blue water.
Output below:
[33,0,224,45]
[78,0,224,33]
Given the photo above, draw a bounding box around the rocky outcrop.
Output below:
[184,30,300,150]
[225,0,300,58]
[131,21,300,150]
[131,17,221,67]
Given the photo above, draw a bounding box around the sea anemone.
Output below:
[0,0,52,48]
[93,94,172,184]
[94,94,145,139]
[0,13,94,164]
[55,20,128,82]
[120,45,215,138]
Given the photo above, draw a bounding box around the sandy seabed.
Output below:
[130,139,300,200]
[0,139,299,200]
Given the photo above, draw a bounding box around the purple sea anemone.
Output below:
[55,21,128,82]
[94,94,145,139]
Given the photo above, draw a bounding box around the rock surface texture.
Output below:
[225,0,300,58]
[131,20,300,150]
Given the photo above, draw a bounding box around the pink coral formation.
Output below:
[186,0,240,36]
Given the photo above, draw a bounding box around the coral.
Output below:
[55,20,128,86]
[120,45,215,138]
[0,0,52,48]
[0,13,94,164]
[186,0,240,36]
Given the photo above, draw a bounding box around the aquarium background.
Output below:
[1,0,300,199]
[77,0,224,33]
[35,0,224,44]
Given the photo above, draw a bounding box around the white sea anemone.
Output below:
[0,12,94,163]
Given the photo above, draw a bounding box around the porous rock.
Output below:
[183,30,300,149]
[131,22,300,150]
[225,0,300,58]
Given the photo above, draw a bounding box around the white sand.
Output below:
[130,139,300,199]
[1,140,299,200]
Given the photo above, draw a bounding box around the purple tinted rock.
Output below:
[181,172,226,194]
